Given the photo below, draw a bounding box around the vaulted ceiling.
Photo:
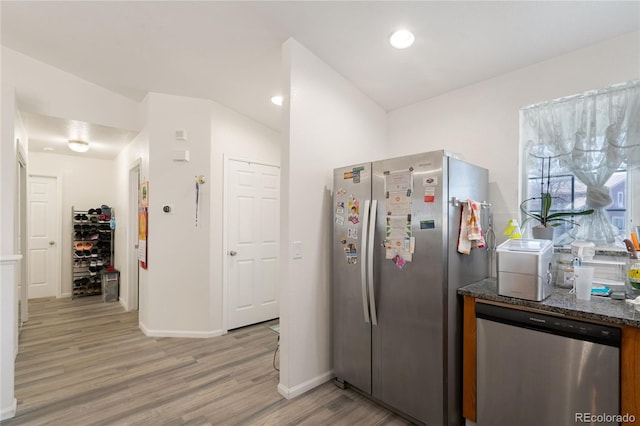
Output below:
[2,1,638,158]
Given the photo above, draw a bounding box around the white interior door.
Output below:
[28,176,59,299]
[128,163,140,311]
[226,159,280,330]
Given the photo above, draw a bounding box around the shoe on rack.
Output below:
[91,249,98,258]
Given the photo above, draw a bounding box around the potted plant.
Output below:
[520,157,594,240]
[520,193,594,240]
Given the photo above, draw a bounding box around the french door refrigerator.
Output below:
[332,150,488,425]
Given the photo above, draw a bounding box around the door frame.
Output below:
[222,155,280,332]
[27,173,62,299]
[127,158,141,311]
[17,152,27,324]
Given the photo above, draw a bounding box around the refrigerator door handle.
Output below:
[360,199,371,324]
[368,199,378,325]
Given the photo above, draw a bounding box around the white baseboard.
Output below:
[119,298,129,311]
[0,398,17,420]
[58,292,71,299]
[277,370,334,400]
[138,321,225,338]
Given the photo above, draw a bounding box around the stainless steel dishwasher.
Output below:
[476,303,621,426]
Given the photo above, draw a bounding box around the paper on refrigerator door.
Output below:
[386,215,412,238]
[385,170,412,192]
[387,191,412,216]
[385,214,414,265]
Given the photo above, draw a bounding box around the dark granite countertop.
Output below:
[459,278,640,328]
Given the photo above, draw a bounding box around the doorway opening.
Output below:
[128,160,141,311]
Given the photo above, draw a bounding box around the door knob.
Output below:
[229,250,237,256]
[49,241,55,246]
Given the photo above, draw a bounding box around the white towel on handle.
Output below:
[457,200,486,255]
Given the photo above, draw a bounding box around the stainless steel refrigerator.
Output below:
[332,150,488,425]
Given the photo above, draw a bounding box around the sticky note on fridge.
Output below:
[420,220,435,229]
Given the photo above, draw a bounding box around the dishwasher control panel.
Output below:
[476,302,621,347]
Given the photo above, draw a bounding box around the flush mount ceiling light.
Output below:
[68,139,90,153]
[271,95,283,106]
[389,29,415,49]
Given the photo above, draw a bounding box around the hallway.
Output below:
[6,297,409,425]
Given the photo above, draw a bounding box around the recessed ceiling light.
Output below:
[389,29,415,49]
[271,95,283,106]
[68,139,90,153]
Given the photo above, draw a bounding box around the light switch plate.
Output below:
[292,241,303,259]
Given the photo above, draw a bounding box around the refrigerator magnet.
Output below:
[348,198,360,224]
[423,177,438,186]
[392,254,406,269]
[347,228,358,239]
[420,220,435,229]
[336,188,347,196]
[424,187,435,203]
[335,215,345,226]
[345,243,358,264]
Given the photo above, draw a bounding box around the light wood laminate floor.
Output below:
[5,296,410,426]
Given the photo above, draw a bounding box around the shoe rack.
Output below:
[72,206,114,298]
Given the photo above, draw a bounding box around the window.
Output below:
[525,170,628,242]
[519,80,639,246]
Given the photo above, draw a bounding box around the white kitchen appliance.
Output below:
[496,239,554,301]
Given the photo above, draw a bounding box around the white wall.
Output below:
[2,47,140,132]
[141,93,214,336]
[388,32,640,241]
[111,93,279,332]
[279,39,388,398]
[28,153,116,297]
[0,86,23,420]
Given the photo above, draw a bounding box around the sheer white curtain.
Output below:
[521,80,640,245]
